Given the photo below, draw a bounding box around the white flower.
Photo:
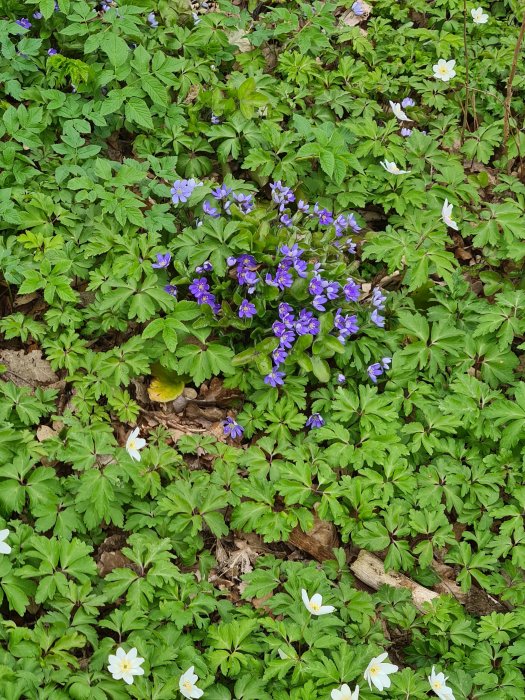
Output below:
[433,59,456,82]
[0,529,11,555]
[301,588,335,615]
[380,160,410,175]
[331,683,360,700]
[429,667,456,700]
[441,199,459,230]
[126,427,146,461]
[179,666,203,699]
[364,652,398,691]
[389,101,411,122]
[107,647,145,685]
[471,7,488,24]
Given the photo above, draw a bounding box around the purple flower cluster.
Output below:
[367,357,391,382]
[271,181,295,211]
[189,277,220,313]
[154,178,390,390]
[228,254,258,294]
[201,183,255,219]
[334,309,359,344]
[171,178,201,205]
[223,416,244,439]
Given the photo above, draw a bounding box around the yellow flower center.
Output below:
[120,660,132,672]
[369,665,380,676]
[433,681,442,689]
[439,66,448,74]
[183,681,193,690]
[128,439,136,450]
[310,602,320,611]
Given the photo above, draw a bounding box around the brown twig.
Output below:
[503,11,525,171]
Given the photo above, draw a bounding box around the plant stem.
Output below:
[503,11,525,171]
[461,0,470,141]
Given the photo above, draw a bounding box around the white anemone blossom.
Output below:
[125,427,146,461]
[433,59,456,82]
[107,647,145,685]
[471,7,488,24]
[364,652,398,691]
[179,667,203,698]
[441,199,459,230]
[389,101,411,122]
[380,160,410,175]
[429,666,456,700]
[331,683,360,700]
[0,529,11,555]
[301,588,335,615]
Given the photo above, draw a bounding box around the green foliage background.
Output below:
[2,0,525,697]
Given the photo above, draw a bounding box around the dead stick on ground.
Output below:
[350,550,439,612]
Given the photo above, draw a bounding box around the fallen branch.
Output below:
[350,550,438,611]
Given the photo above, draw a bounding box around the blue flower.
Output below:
[367,357,391,382]
[401,128,412,137]
[344,278,361,302]
[233,192,254,214]
[371,309,385,327]
[147,11,158,27]
[278,303,295,326]
[189,277,209,299]
[171,179,200,205]
[211,184,232,201]
[309,277,324,296]
[223,417,244,439]
[33,11,43,19]
[196,261,213,273]
[164,284,178,297]
[239,299,256,319]
[316,208,334,226]
[270,181,295,207]
[211,114,220,124]
[352,1,366,15]
[47,48,58,55]
[152,252,171,269]
[203,200,220,218]
[312,295,327,311]
[296,310,319,336]
[264,368,285,387]
[306,413,324,429]
[337,373,346,384]
[297,200,310,213]
[280,214,293,227]
[371,288,387,309]
[401,97,416,108]
[272,346,288,365]
[334,309,359,342]
[16,18,32,29]
[325,281,340,300]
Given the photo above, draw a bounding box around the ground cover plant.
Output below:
[2,0,525,697]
